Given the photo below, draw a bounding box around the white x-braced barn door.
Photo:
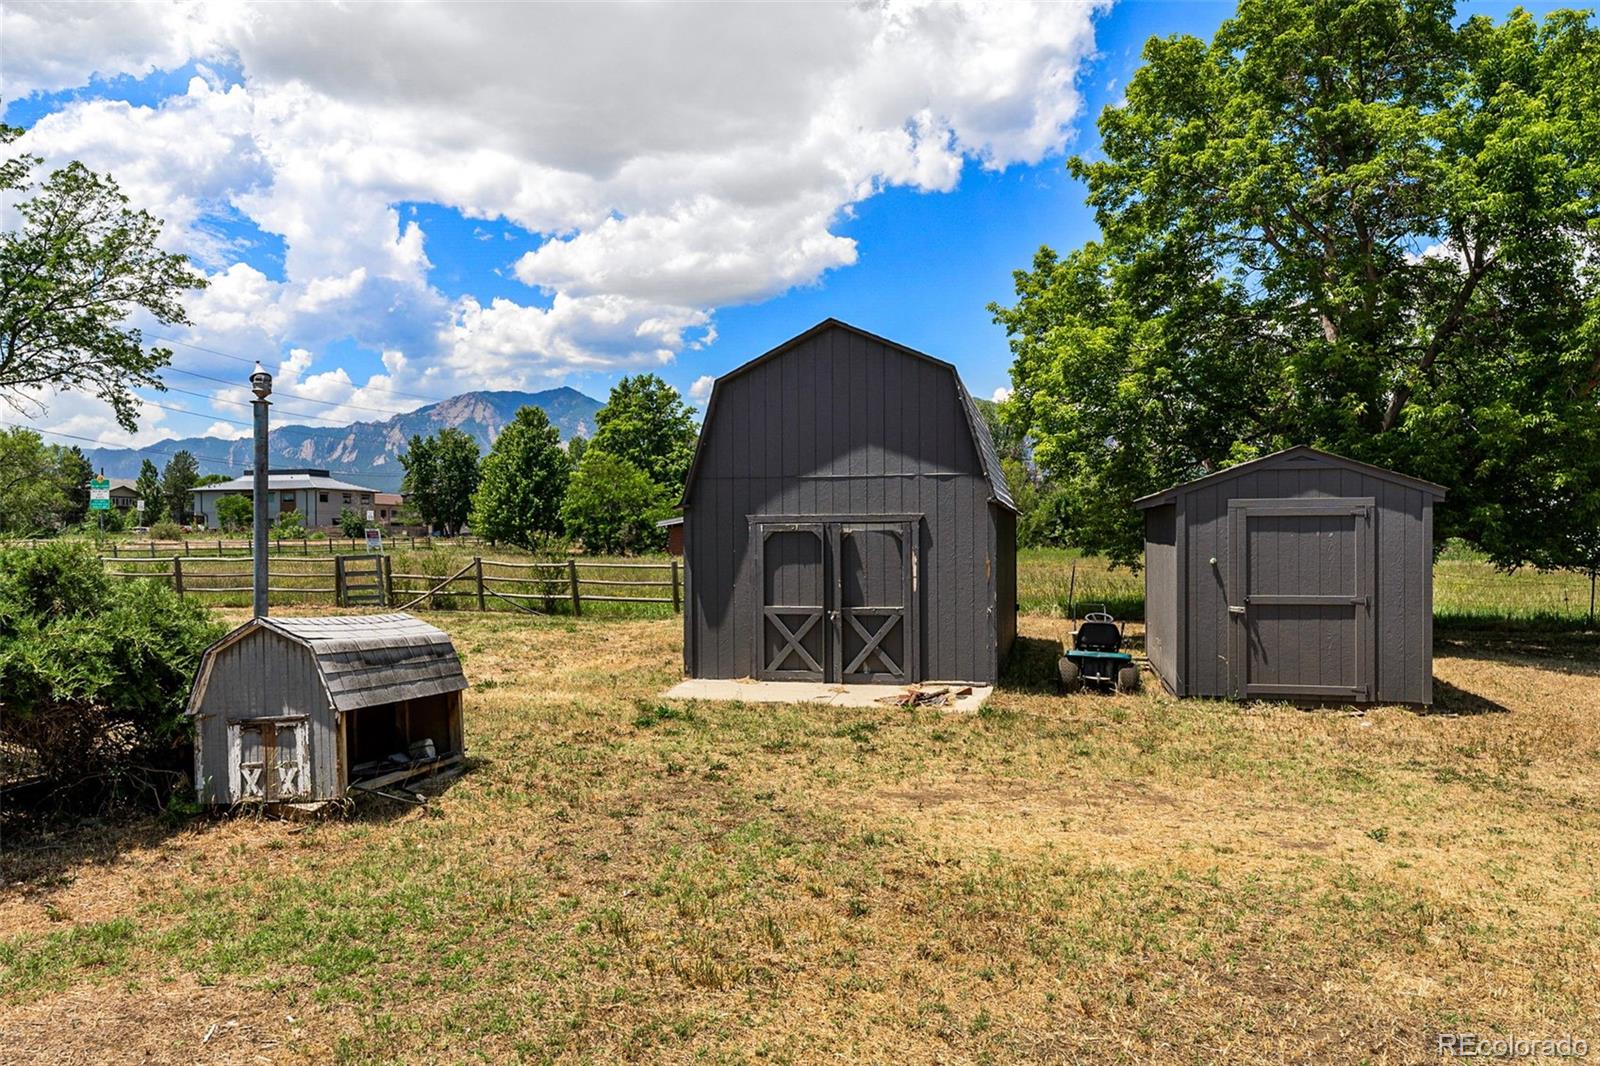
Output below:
[228,718,311,803]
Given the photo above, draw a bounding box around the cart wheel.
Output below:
[1116,665,1142,694]
[1058,658,1082,693]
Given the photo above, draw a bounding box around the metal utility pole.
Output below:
[250,363,273,618]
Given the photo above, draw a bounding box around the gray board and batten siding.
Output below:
[680,319,1017,686]
[1136,446,1446,706]
[187,613,467,804]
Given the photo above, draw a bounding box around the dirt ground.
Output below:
[2,612,1597,1064]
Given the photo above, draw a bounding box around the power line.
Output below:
[157,364,423,420]
[2,420,400,482]
[157,382,381,427]
[3,420,248,472]
[150,333,462,409]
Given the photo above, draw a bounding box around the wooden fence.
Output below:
[84,534,487,557]
[100,553,681,614]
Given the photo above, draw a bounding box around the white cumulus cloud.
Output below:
[3,0,1107,442]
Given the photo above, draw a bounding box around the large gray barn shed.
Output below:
[1136,447,1445,705]
[681,319,1017,685]
[187,613,467,805]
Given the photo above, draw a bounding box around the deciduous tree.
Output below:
[994,0,1600,568]
[469,406,570,548]
[400,428,480,535]
[0,125,206,431]
[560,450,672,555]
[590,374,697,492]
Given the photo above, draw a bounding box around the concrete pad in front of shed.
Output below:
[661,679,991,712]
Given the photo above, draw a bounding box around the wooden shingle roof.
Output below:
[187,613,467,714]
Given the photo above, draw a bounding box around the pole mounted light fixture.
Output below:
[250,363,272,618]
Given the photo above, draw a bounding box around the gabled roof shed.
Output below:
[1136,446,1445,705]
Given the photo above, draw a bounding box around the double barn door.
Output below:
[754,518,918,684]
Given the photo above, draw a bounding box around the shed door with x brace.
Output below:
[754,518,918,684]
[1227,497,1376,701]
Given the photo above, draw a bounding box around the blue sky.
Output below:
[1,0,1562,445]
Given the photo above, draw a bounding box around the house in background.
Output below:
[373,492,406,524]
[190,469,378,530]
[108,478,140,511]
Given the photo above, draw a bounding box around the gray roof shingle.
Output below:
[190,613,468,713]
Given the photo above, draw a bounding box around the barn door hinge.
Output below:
[1227,604,1246,616]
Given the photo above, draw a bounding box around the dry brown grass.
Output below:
[2,610,1598,1064]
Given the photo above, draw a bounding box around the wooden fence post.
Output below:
[671,559,681,612]
[383,555,394,607]
[172,556,185,599]
[335,555,346,607]
[568,559,582,616]
[112,542,119,558]
[475,556,487,611]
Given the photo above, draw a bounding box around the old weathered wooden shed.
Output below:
[681,319,1017,686]
[1136,446,1445,705]
[187,613,467,805]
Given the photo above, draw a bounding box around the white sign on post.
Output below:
[365,527,383,551]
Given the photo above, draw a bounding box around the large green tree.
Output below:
[400,428,480,535]
[560,450,672,555]
[0,124,206,431]
[160,450,200,523]
[994,0,1600,568]
[0,427,67,532]
[590,374,698,491]
[469,406,570,548]
[56,446,94,526]
[132,458,163,526]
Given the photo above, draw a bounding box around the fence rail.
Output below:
[81,534,488,557]
[97,553,681,614]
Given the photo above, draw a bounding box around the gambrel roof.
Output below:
[682,318,1015,511]
[187,613,467,715]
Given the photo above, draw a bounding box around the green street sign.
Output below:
[90,477,111,512]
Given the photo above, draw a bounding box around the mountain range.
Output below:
[79,387,602,491]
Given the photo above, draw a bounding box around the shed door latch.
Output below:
[1227,604,1246,615]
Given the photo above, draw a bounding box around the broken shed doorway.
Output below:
[1228,497,1376,701]
[753,517,918,684]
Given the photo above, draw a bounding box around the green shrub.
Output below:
[336,508,364,539]
[149,519,184,540]
[0,542,226,809]
[270,513,306,539]
[215,494,252,532]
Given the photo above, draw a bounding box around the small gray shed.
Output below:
[187,613,467,805]
[681,319,1017,685]
[1135,447,1445,705]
